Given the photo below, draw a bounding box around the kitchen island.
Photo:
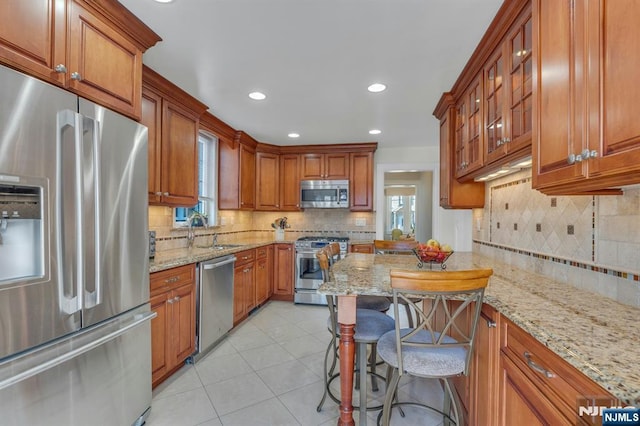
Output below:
[319,252,640,425]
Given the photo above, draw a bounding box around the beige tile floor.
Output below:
[146,301,445,426]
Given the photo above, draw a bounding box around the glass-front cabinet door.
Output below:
[484,48,505,165]
[508,12,533,153]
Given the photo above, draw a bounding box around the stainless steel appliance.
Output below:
[300,180,349,208]
[294,236,349,305]
[0,64,154,425]
[195,255,236,361]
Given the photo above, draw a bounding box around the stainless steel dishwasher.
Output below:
[195,255,235,361]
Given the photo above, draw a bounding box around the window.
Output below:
[385,186,416,237]
[174,132,217,226]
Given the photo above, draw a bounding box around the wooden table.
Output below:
[317,253,477,425]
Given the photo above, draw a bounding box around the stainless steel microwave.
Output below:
[300,180,349,208]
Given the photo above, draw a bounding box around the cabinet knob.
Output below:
[567,153,584,164]
[163,192,169,196]
[496,139,503,146]
[167,298,174,304]
[156,192,162,196]
[586,149,598,159]
[54,64,67,74]
[174,296,180,302]
[503,137,510,144]
[70,72,82,81]
[486,319,497,328]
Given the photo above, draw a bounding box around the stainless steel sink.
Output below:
[195,244,243,250]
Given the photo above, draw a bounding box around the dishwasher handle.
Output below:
[202,256,236,269]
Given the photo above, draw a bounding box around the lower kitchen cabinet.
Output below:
[233,249,256,325]
[470,304,500,426]
[255,245,273,305]
[498,317,617,426]
[150,264,196,388]
[272,243,294,301]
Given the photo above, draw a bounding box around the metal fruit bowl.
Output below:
[412,248,453,269]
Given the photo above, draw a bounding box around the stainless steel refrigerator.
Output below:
[0,64,154,425]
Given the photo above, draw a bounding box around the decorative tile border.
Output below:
[153,229,376,242]
[474,240,640,282]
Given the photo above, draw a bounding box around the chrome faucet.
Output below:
[187,211,208,248]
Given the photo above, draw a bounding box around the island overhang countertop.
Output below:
[318,252,640,406]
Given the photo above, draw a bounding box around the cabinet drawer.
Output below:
[235,249,255,265]
[150,264,195,294]
[501,319,614,415]
[256,246,269,259]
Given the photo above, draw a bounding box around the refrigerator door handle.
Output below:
[81,115,101,309]
[0,310,156,391]
[56,110,82,315]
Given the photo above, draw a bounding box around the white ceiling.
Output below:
[119,0,503,148]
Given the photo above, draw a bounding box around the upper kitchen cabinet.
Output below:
[0,0,160,119]
[455,75,484,179]
[300,152,349,180]
[142,66,208,206]
[255,149,280,211]
[434,93,485,209]
[255,147,301,211]
[219,131,256,210]
[533,0,640,194]
[484,6,533,166]
[280,153,301,211]
[349,150,375,211]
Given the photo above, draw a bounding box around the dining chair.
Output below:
[373,239,418,254]
[373,239,421,327]
[377,268,493,426]
[316,248,395,418]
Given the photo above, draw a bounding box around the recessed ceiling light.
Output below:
[248,91,266,100]
[288,133,300,138]
[369,129,382,135]
[153,0,174,3]
[367,83,386,93]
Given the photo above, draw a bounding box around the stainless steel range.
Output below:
[294,236,349,305]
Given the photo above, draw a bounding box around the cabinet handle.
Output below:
[165,277,180,284]
[567,153,584,164]
[70,72,82,81]
[496,139,503,146]
[173,296,180,302]
[243,268,250,273]
[155,191,162,196]
[54,64,67,74]
[486,319,497,328]
[503,138,510,144]
[163,192,169,196]
[167,298,174,304]
[588,150,598,159]
[523,352,555,378]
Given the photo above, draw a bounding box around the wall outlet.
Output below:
[355,218,366,227]
[220,216,227,225]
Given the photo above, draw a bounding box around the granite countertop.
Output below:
[149,236,294,273]
[318,252,640,406]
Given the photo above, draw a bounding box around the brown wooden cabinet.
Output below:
[256,151,280,210]
[484,6,533,166]
[455,75,484,179]
[533,0,640,194]
[470,304,501,426]
[0,0,159,119]
[255,245,273,305]
[434,95,485,209]
[349,243,374,254]
[280,154,301,211]
[300,153,349,180]
[233,249,256,325]
[150,264,196,388]
[219,131,256,210]
[498,316,616,426]
[142,66,207,206]
[272,243,294,301]
[349,151,374,211]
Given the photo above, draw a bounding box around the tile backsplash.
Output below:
[148,206,375,252]
[473,169,640,307]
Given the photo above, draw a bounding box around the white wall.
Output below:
[374,146,474,251]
